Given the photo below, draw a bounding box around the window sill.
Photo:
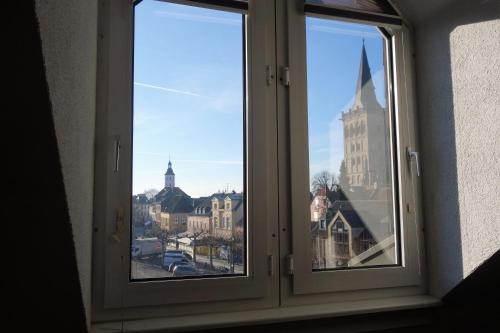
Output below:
[91,295,440,332]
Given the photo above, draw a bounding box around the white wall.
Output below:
[35,0,98,328]
[395,0,500,297]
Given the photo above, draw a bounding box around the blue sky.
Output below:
[306,17,386,179]
[133,0,386,196]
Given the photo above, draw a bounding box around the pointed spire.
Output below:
[352,41,380,110]
[165,158,175,176]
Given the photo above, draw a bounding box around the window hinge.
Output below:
[280,66,290,87]
[286,254,294,275]
[267,255,274,276]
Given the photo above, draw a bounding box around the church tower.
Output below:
[341,42,389,188]
[164,160,175,188]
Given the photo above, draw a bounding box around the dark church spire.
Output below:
[352,41,380,110]
[165,159,175,188]
[165,159,174,176]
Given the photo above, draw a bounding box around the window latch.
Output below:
[280,66,290,87]
[407,147,420,177]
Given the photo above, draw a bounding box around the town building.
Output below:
[341,42,391,188]
[187,197,212,235]
[311,200,394,269]
[152,160,193,233]
[212,192,244,239]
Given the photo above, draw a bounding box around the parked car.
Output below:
[163,251,190,268]
[172,265,201,277]
[168,259,192,272]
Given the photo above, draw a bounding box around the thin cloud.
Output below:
[314,147,330,154]
[154,11,241,26]
[134,82,202,97]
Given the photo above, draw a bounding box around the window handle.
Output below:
[407,147,420,177]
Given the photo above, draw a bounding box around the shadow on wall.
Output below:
[409,0,499,298]
[4,1,87,332]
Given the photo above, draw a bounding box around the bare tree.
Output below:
[311,170,337,194]
[190,230,207,263]
[198,235,223,270]
[143,188,159,200]
[338,160,349,189]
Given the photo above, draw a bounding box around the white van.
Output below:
[131,238,162,258]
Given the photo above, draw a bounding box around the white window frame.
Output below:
[92,0,431,327]
[277,0,426,304]
[92,0,279,321]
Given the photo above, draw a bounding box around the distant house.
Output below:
[311,200,395,269]
[187,197,212,235]
[212,192,244,240]
[132,193,150,226]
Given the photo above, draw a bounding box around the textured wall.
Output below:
[35,0,98,327]
[449,18,500,281]
[396,0,500,297]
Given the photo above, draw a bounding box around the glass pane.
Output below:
[306,17,398,270]
[131,0,245,280]
[306,0,398,16]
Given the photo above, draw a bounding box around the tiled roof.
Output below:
[327,200,393,241]
[154,186,193,213]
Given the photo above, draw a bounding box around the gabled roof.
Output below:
[211,193,227,201]
[155,186,189,201]
[188,197,213,216]
[327,200,393,240]
[225,192,243,201]
[160,195,193,213]
[132,193,150,204]
[153,186,193,214]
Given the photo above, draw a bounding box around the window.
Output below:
[287,0,423,296]
[94,0,425,326]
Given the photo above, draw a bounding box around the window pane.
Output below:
[306,17,398,270]
[131,0,245,280]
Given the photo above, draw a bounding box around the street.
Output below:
[130,251,244,280]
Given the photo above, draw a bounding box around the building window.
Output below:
[94,0,424,326]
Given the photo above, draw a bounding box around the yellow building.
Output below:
[160,211,189,233]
